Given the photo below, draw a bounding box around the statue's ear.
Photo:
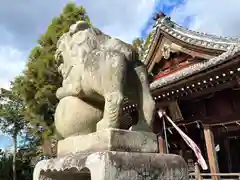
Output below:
[92,27,102,35]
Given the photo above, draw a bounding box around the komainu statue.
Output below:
[54,21,155,138]
[33,21,188,180]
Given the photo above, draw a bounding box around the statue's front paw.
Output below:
[96,118,120,131]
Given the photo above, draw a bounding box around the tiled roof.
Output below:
[143,13,240,62]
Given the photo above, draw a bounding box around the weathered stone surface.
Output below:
[57,128,158,156]
[34,151,188,180]
[54,20,156,138]
[55,96,103,138]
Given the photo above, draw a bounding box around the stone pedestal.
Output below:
[34,151,188,180]
[34,129,189,180]
[57,128,159,156]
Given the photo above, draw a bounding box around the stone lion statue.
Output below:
[54,21,155,138]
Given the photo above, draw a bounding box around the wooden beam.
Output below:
[203,126,220,180]
[179,81,234,101]
[195,163,201,180]
[171,43,216,59]
[151,56,240,96]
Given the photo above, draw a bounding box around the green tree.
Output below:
[132,32,152,60]
[144,32,152,50]
[13,3,91,145]
[0,148,35,180]
[132,37,144,59]
[0,149,13,180]
[0,87,26,180]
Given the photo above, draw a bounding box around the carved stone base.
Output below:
[33,151,188,180]
[57,128,158,156]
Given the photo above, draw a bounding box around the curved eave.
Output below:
[144,14,240,68]
[160,30,224,56]
[144,26,162,67]
[171,20,240,46]
[150,46,240,91]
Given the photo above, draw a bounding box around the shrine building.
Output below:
[124,12,240,179]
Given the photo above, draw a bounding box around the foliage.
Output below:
[132,38,144,59]
[0,87,28,180]
[0,87,25,137]
[132,32,152,60]
[0,150,12,180]
[12,2,91,141]
[0,149,35,180]
[144,32,152,50]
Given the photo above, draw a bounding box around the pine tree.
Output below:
[132,32,152,60]
[13,3,91,144]
[132,38,144,59]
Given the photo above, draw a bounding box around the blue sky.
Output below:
[0,134,24,149]
[1,0,240,149]
[0,135,12,148]
[140,0,185,38]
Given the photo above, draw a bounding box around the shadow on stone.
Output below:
[42,167,91,180]
[77,167,91,180]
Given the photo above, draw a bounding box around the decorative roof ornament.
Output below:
[154,12,173,28]
[161,44,171,59]
[153,12,166,21]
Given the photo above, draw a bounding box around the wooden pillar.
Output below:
[158,133,166,153]
[154,108,167,154]
[195,163,201,180]
[203,126,220,180]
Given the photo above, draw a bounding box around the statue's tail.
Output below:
[133,60,155,130]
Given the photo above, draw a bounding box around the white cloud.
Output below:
[76,0,155,42]
[170,0,240,38]
[0,46,26,89]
